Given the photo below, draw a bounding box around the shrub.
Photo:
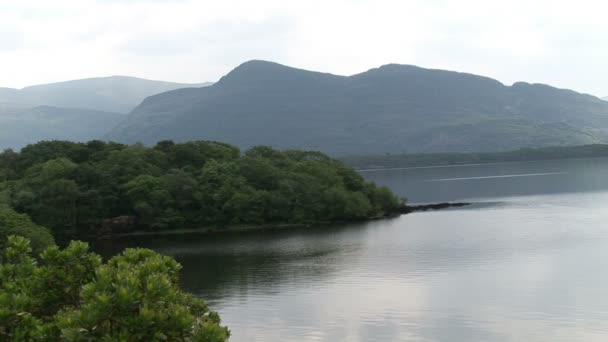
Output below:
[0,207,54,255]
[0,236,230,341]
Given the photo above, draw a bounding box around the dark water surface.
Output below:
[99,158,608,341]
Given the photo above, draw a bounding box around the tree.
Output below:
[163,141,240,170]
[0,236,230,341]
[321,187,372,220]
[0,207,54,255]
[161,169,202,224]
[238,156,280,190]
[367,185,402,214]
[0,140,403,236]
[0,235,44,340]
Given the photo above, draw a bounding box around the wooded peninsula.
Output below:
[0,140,403,245]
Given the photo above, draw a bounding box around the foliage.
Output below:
[0,140,402,237]
[0,206,54,255]
[0,235,230,341]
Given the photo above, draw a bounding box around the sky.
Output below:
[1,0,607,96]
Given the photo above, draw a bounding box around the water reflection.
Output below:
[99,222,377,303]
[94,159,608,341]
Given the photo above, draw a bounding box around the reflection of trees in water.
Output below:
[177,247,342,302]
[93,222,375,302]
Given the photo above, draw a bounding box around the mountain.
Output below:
[602,97,608,101]
[0,76,211,113]
[105,60,608,155]
[0,87,19,97]
[0,106,124,150]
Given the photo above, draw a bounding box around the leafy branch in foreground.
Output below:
[0,235,230,341]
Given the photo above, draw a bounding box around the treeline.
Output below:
[341,144,608,169]
[0,140,402,238]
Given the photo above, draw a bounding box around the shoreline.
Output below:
[349,153,608,172]
[98,202,471,239]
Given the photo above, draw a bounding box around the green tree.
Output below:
[126,175,175,229]
[0,140,403,236]
[0,236,230,341]
[0,207,54,255]
[198,161,246,225]
[166,141,240,170]
[0,235,45,340]
[322,187,372,220]
[367,185,402,214]
[9,158,80,234]
[161,169,202,224]
[238,156,280,190]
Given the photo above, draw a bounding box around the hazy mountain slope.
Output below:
[105,60,608,155]
[0,76,211,113]
[0,106,124,150]
[603,96,608,101]
[0,87,19,96]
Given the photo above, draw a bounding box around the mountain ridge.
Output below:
[105,60,608,155]
[0,105,124,150]
[0,76,212,113]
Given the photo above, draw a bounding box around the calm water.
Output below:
[101,158,608,341]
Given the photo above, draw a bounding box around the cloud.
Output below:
[0,0,607,96]
[0,26,23,52]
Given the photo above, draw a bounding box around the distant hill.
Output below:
[341,144,608,170]
[602,97,608,101]
[0,87,19,97]
[105,60,608,155]
[0,76,211,113]
[0,106,124,150]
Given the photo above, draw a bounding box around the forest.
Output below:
[0,140,402,240]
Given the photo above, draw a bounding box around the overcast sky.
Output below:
[1,0,607,96]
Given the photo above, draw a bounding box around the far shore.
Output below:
[342,144,608,171]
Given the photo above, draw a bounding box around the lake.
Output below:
[101,158,608,341]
